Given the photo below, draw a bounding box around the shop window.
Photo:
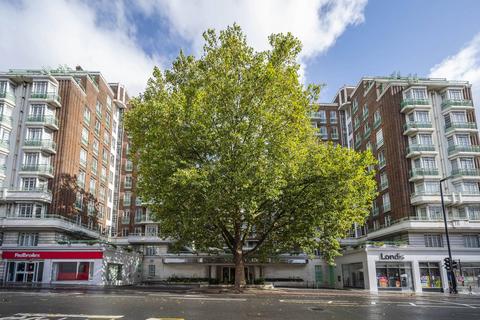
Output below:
[106,263,122,282]
[424,234,443,247]
[52,261,93,281]
[376,262,414,290]
[419,262,442,290]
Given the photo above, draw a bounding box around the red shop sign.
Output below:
[2,251,103,260]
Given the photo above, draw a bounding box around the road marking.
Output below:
[15,313,123,319]
[279,299,359,306]
[146,318,184,320]
[397,304,468,309]
[371,301,376,305]
[327,301,332,304]
[420,298,476,309]
[409,302,416,306]
[167,297,247,302]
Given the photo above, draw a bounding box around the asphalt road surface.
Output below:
[0,288,479,319]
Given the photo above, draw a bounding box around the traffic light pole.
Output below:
[440,178,457,294]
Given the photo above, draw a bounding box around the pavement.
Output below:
[0,287,479,319]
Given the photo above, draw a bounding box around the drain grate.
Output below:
[310,307,324,311]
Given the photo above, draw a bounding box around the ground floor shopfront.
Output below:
[335,246,480,293]
[0,246,142,286]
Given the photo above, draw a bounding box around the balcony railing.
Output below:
[441,99,473,110]
[0,140,9,150]
[24,139,56,151]
[0,114,12,127]
[400,98,430,110]
[379,181,388,191]
[448,145,480,155]
[375,140,384,150]
[403,122,432,131]
[378,159,386,168]
[451,168,480,177]
[0,92,15,103]
[382,203,391,212]
[26,115,58,128]
[406,144,435,153]
[354,140,361,149]
[30,92,61,104]
[445,122,477,132]
[410,168,439,177]
[20,164,54,175]
[373,117,381,129]
[363,128,371,139]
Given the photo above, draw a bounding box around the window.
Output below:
[103,131,110,146]
[460,158,475,169]
[146,225,157,236]
[380,172,388,190]
[89,178,96,194]
[99,187,106,203]
[24,152,39,165]
[79,148,87,167]
[463,182,479,194]
[376,129,384,148]
[101,166,107,182]
[94,119,101,136]
[26,128,42,140]
[32,81,48,94]
[106,96,112,111]
[91,158,98,175]
[102,148,108,164]
[448,89,463,101]
[106,263,122,282]
[467,206,480,220]
[135,208,143,222]
[405,88,427,100]
[331,127,339,139]
[419,262,442,289]
[428,206,443,220]
[424,234,443,247]
[121,210,130,224]
[126,160,133,171]
[22,178,37,191]
[77,171,86,188]
[456,134,470,146]
[318,110,326,123]
[378,151,386,168]
[52,262,93,281]
[464,235,480,248]
[87,200,95,216]
[145,247,157,256]
[148,265,155,277]
[382,193,391,212]
[18,232,39,246]
[93,139,99,155]
[83,107,91,125]
[125,176,132,188]
[319,126,328,139]
[105,113,111,128]
[18,203,41,218]
[417,134,433,145]
[136,197,143,206]
[75,192,83,209]
[451,111,467,123]
[81,127,89,145]
[330,111,337,124]
[373,110,381,125]
[124,192,131,206]
[415,111,430,123]
[109,170,114,184]
[96,100,102,118]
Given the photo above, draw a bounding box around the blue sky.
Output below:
[1,0,480,104]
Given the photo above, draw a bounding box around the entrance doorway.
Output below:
[6,261,44,283]
[220,266,255,284]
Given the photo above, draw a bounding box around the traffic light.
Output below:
[444,257,452,271]
[451,260,458,270]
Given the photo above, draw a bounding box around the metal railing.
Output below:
[441,99,473,109]
[400,98,430,109]
[406,144,435,153]
[20,164,54,174]
[24,139,56,151]
[409,167,439,177]
[445,122,477,132]
[451,168,480,176]
[30,92,61,104]
[2,213,100,233]
[0,92,15,102]
[403,122,432,131]
[448,145,480,155]
[26,115,58,127]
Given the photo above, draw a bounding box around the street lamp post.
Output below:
[439,177,457,294]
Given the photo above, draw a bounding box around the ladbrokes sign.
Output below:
[2,251,103,260]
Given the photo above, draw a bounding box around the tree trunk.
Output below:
[234,246,246,291]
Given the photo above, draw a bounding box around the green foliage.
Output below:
[125,24,376,269]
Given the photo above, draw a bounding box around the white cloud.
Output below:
[0,0,161,95]
[429,33,480,110]
[136,0,368,79]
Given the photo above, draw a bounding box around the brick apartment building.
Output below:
[0,69,479,293]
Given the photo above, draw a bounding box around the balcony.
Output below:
[409,168,440,181]
[448,145,480,157]
[128,233,164,244]
[400,99,430,113]
[451,168,480,181]
[373,117,381,129]
[372,207,379,216]
[375,140,384,151]
[0,187,52,203]
[0,140,9,154]
[29,92,61,108]
[411,191,443,205]
[403,122,433,135]
[445,122,477,135]
[406,144,436,158]
[379,181,388,191]
[23,139,56,154]
[25,115,59,130]
[363,127,371,139]
[378,159,386,169]
[0,164,5,178]
[354,139,361,149]
[0,114,12,128]
[0,91,15,105]
[20,164,54,178]
[382,203,391,212]
[441,99,474,113]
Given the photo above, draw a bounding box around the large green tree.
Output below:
[125,25,377,290]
